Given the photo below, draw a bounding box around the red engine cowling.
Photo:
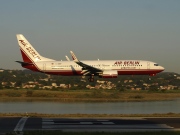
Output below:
[100,70,118,78]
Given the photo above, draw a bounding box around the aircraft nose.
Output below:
[160,66,165,71]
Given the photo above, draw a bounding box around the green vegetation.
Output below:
[0,69,180,102]
[1,89,180,102]
[0,69,180,90]
[6,131,180,135]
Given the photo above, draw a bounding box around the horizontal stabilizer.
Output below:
[15,61,33,66]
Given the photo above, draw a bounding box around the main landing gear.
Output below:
[88,75,94,82]
[148,74,156,80]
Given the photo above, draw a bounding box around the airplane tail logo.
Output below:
[16,34,54,63]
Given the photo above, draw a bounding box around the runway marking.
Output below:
[42,118,173,130]
[97,120,109,121]
[80,122,93,124]
[42,124,173,129]
[101,122,114,125]
[42,118,115,129]
[14,117,28,132]
[42,119,53,122]
[42,121,54,125]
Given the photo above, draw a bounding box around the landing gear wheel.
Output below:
[88,75,94,82]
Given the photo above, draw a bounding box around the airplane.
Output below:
[16,34,165,82]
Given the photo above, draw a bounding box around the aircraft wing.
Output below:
[70,51,102,75]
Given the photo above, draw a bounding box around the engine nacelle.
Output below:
[99,70,118,78]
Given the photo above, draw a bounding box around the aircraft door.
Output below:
[147,62,150,69]
[101,64,105,70]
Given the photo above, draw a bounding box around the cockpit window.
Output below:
[154,63,159,66]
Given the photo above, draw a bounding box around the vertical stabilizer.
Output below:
[16,34,55,63]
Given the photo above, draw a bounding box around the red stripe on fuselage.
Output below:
[117,69,162,75]
[43,69,163,76]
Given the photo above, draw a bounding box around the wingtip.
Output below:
[16,34,24,39]
[16,34,22,35]
[70,51,78,61]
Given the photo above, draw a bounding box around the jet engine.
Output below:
[99,70,118,78]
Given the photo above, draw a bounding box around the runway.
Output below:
[0,117,180,133]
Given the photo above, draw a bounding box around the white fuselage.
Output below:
[28,60,164,76]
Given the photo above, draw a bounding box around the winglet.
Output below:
[65,55,70,61]
[70,51,79,62]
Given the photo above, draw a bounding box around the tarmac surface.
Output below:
[0,117,180,133]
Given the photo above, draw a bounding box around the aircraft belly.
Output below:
[44,68,82,76]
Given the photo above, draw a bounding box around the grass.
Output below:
[0,89,180,102]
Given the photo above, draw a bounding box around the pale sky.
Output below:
[0,0,180,73]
